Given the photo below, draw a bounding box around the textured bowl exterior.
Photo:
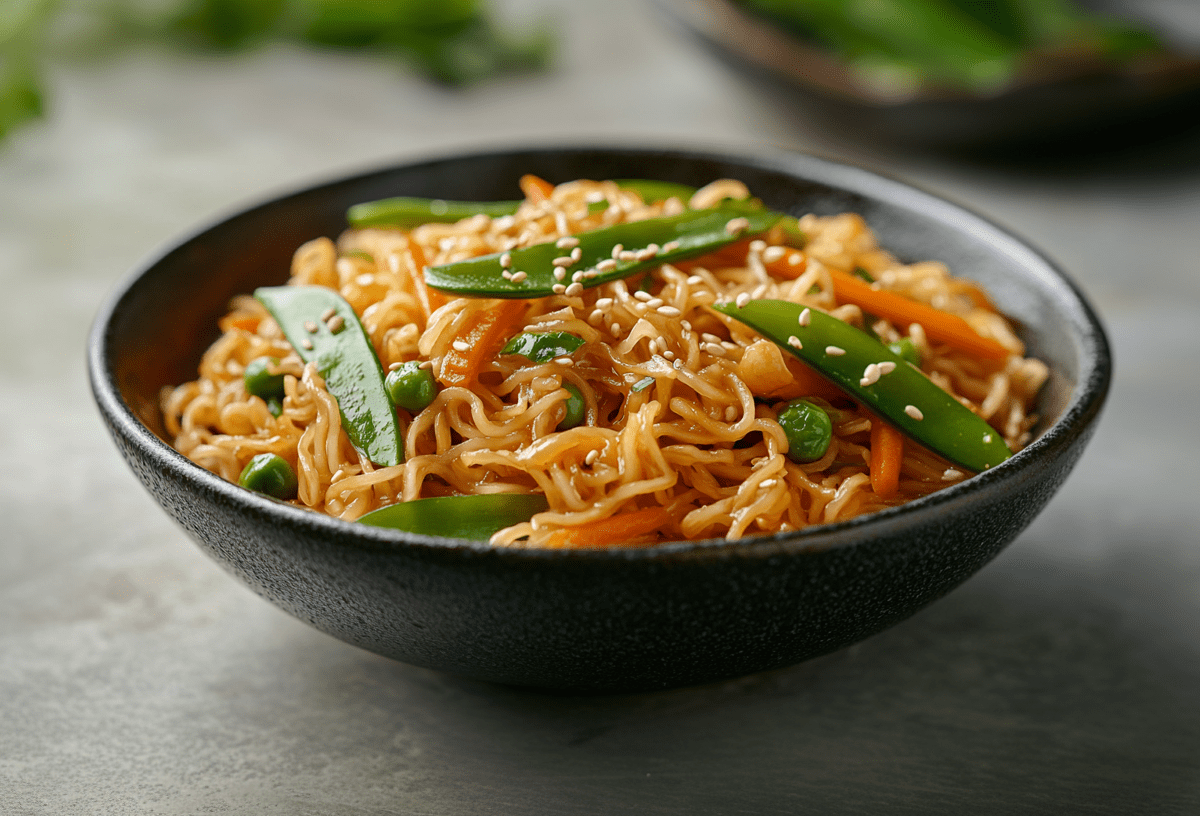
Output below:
[90,146,1110,691]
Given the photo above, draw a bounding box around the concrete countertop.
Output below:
[3,2,1198,812]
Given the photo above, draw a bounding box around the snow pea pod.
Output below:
[358,494,550,540]
[425,203,780,299]
[346,180,702,229]
[255,285,403,467]
[713,299,1011,472]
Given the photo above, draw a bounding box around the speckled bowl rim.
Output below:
[89,142,1112,566]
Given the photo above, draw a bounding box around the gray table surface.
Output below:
[3,2,1199,813]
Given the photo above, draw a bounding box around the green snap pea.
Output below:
[425,203,780,299]
[558,382,585,430]
[385,361,439,413]
[238,453,298,500]
[255,285,403,467]
[357,493,550,540]
[889,337,922,368]
[501,331,585,363]
[243,356,286,401]
[777,399,834,463]
[714,299,1012,472]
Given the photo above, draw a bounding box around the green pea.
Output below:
[777,399,833,464]
[244,357,286,401]
[385,361,438,413]
[238,453,298,500]
[558,382,585,430]
[889,337,922,368]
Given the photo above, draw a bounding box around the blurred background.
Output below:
[3,1,1200,812]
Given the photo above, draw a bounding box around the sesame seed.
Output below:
[320,307,337,321]
[388,362,402,371]
[619,250,637,262]
[658,305,682,317]
[552,283,567,294]
[553,255,574,267]
[326,315,345,334]
[510,271,528,283]
[611,323,621,335]
[595,298,614,309]
[553,268,567,281]
[860,364,880,387]
[611,243,624,259]
[662,240,680,253]
[735,292,751,308]
[701,333,722,344]
[798,308,811,327]
[499,252,512,268]
[502,270,513,280]
[704,343,727,357]
[825,346,846,356]
[556,236,579,249]
[787,336,803,349]
[725,216,751,236]
[596,258,617,273]
[878,361,897,375]
[905,405,924,420]
[788,253,803,266]
[452,340,469,352]
[943,468,964,481]
[750,239,767,252]
[301,338,314,350]
[565,282,584,297]
[635,247,657,261]
[585,449,599,465]
[645,297,664,309]
[686,275,704,286]
[762,246,786,262]
[663,350,675,360]
[304,320,319,333]
[570,246,582,261]
[418,360,433,370]
[588,310,604,325]
[634,290,652,302]
[681,320,692,330]
[571,271,584,283]
[555,357,574,366]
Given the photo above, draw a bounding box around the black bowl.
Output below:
[89,145,1110,692]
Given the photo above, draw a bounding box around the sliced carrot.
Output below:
[519,173,556,204]
[870,418,904,499]
[402,239,445,320]
[821,268,1011,362]
[673,238,754,272]
[544,506,672,548]
[221,315,260,333]
[438,299,528,388]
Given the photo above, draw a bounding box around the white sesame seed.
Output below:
[634,290,652,302]
[860,364,881,387]
[553,268,566,281]
[326,315,345,334]
[565,282,584,297]
[552,283,567,294]
[905,405,924,420]
[645,297,664,309]
[878,361,897,375]
[595,297,614,309]
[787,336,803,349]
[701,332,722,344]
[658,305,682,317]
[663,350,675,360]
[825,346,846,356]
[704,343,727,357]
[304,320,319,333]
[611,323,621,335]
[570,246,582,261]
[681,320,692,331]
[735,292,751,308]
[452,340,470,352]
[762,246,786,263]
[320,307,337,321]
[596,259,617,273]
[943,468,964,481]
[788,253,803,266]
[611,243,623,259]
[571,271,584,283]
[750,239,766,253]
[301,338,314,350]
[388,362,402,371]
[418,360,433,370]
[588,310,604,325]
[635,247,657,261]
[662,241,680,253]
[510,271,528,283]
[798,308,811,327]
[499,252,512,268]
[725,216,751,235]
[555,357,574,366]
[501,270,513,280]
[686,275,704,286]
[619,250,637,262]
[556,236,579,249]
[552,255,574,267]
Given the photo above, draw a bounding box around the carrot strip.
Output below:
[402,239,445,320]
[544,506,673,548]
[519,173,556,204]
[870,418,904,499]
[822,268,1011,362]
[438,299,528,388]
[221,315,260,333]
[673,238,754,272]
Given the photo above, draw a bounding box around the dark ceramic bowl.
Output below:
[89,145,1110,692]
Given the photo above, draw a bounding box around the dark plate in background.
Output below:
[657,0,1200,150]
